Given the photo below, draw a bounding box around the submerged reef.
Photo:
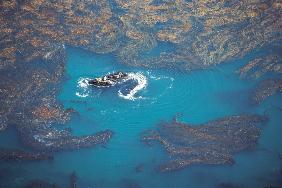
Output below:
[252,79,282,104]
[0,0,281,71]
[24,180,59,188]
[0,148,53,162]
[23,171,79,188]
[216,182,245,188]
[70,172,77,188]
[118,178,141,188]
[141,115,267,172]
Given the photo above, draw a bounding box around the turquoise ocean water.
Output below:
[1,47,282,188]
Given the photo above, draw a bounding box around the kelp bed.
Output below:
[0,0,281,71]
[0,0,281,186]
[141,115,267,172]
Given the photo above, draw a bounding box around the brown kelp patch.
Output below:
[252,79,282,105]
[0,148,53,162]
[0,0,281,72]
[141,115,267,172]
[0,46,113,151]
[237,54,282,80]
[0,0,120,70]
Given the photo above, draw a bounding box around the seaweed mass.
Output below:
[141,115,268,172]
[0,0,282,187]
[0,0,281,71]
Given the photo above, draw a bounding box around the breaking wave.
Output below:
[76,77,91,98]
[118,72,148,101]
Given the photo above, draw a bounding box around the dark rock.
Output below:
[88,71,128,87]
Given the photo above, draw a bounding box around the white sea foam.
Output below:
[44,44,65,60]
[44,52,52,59]
[76,77,91,98]
[147,70,174,82]
[118,72,147,101]
[75,92,89,98]
[78,77,90,88]
[145,71,175,101]
[147,71,174,90]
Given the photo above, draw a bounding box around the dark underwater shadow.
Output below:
[215,88,256,113]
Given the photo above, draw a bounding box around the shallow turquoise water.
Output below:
[1,47,282,187]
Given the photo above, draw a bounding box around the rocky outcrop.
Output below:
[88,71,128,87]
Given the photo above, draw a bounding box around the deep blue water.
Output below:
[1,47,282,188]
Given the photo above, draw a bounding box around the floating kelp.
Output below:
[24,171,79,188]
[141,115,267,172]
[0,0,121,70]
[0,148,53,162]
[237,54,282,79]
[0,117,8,132]
[114,0,282,70]
[31,106,76,125]
[0,0,281,71]
[20,127,113,151]
[252,79,282,104]
[0,44,113,152]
